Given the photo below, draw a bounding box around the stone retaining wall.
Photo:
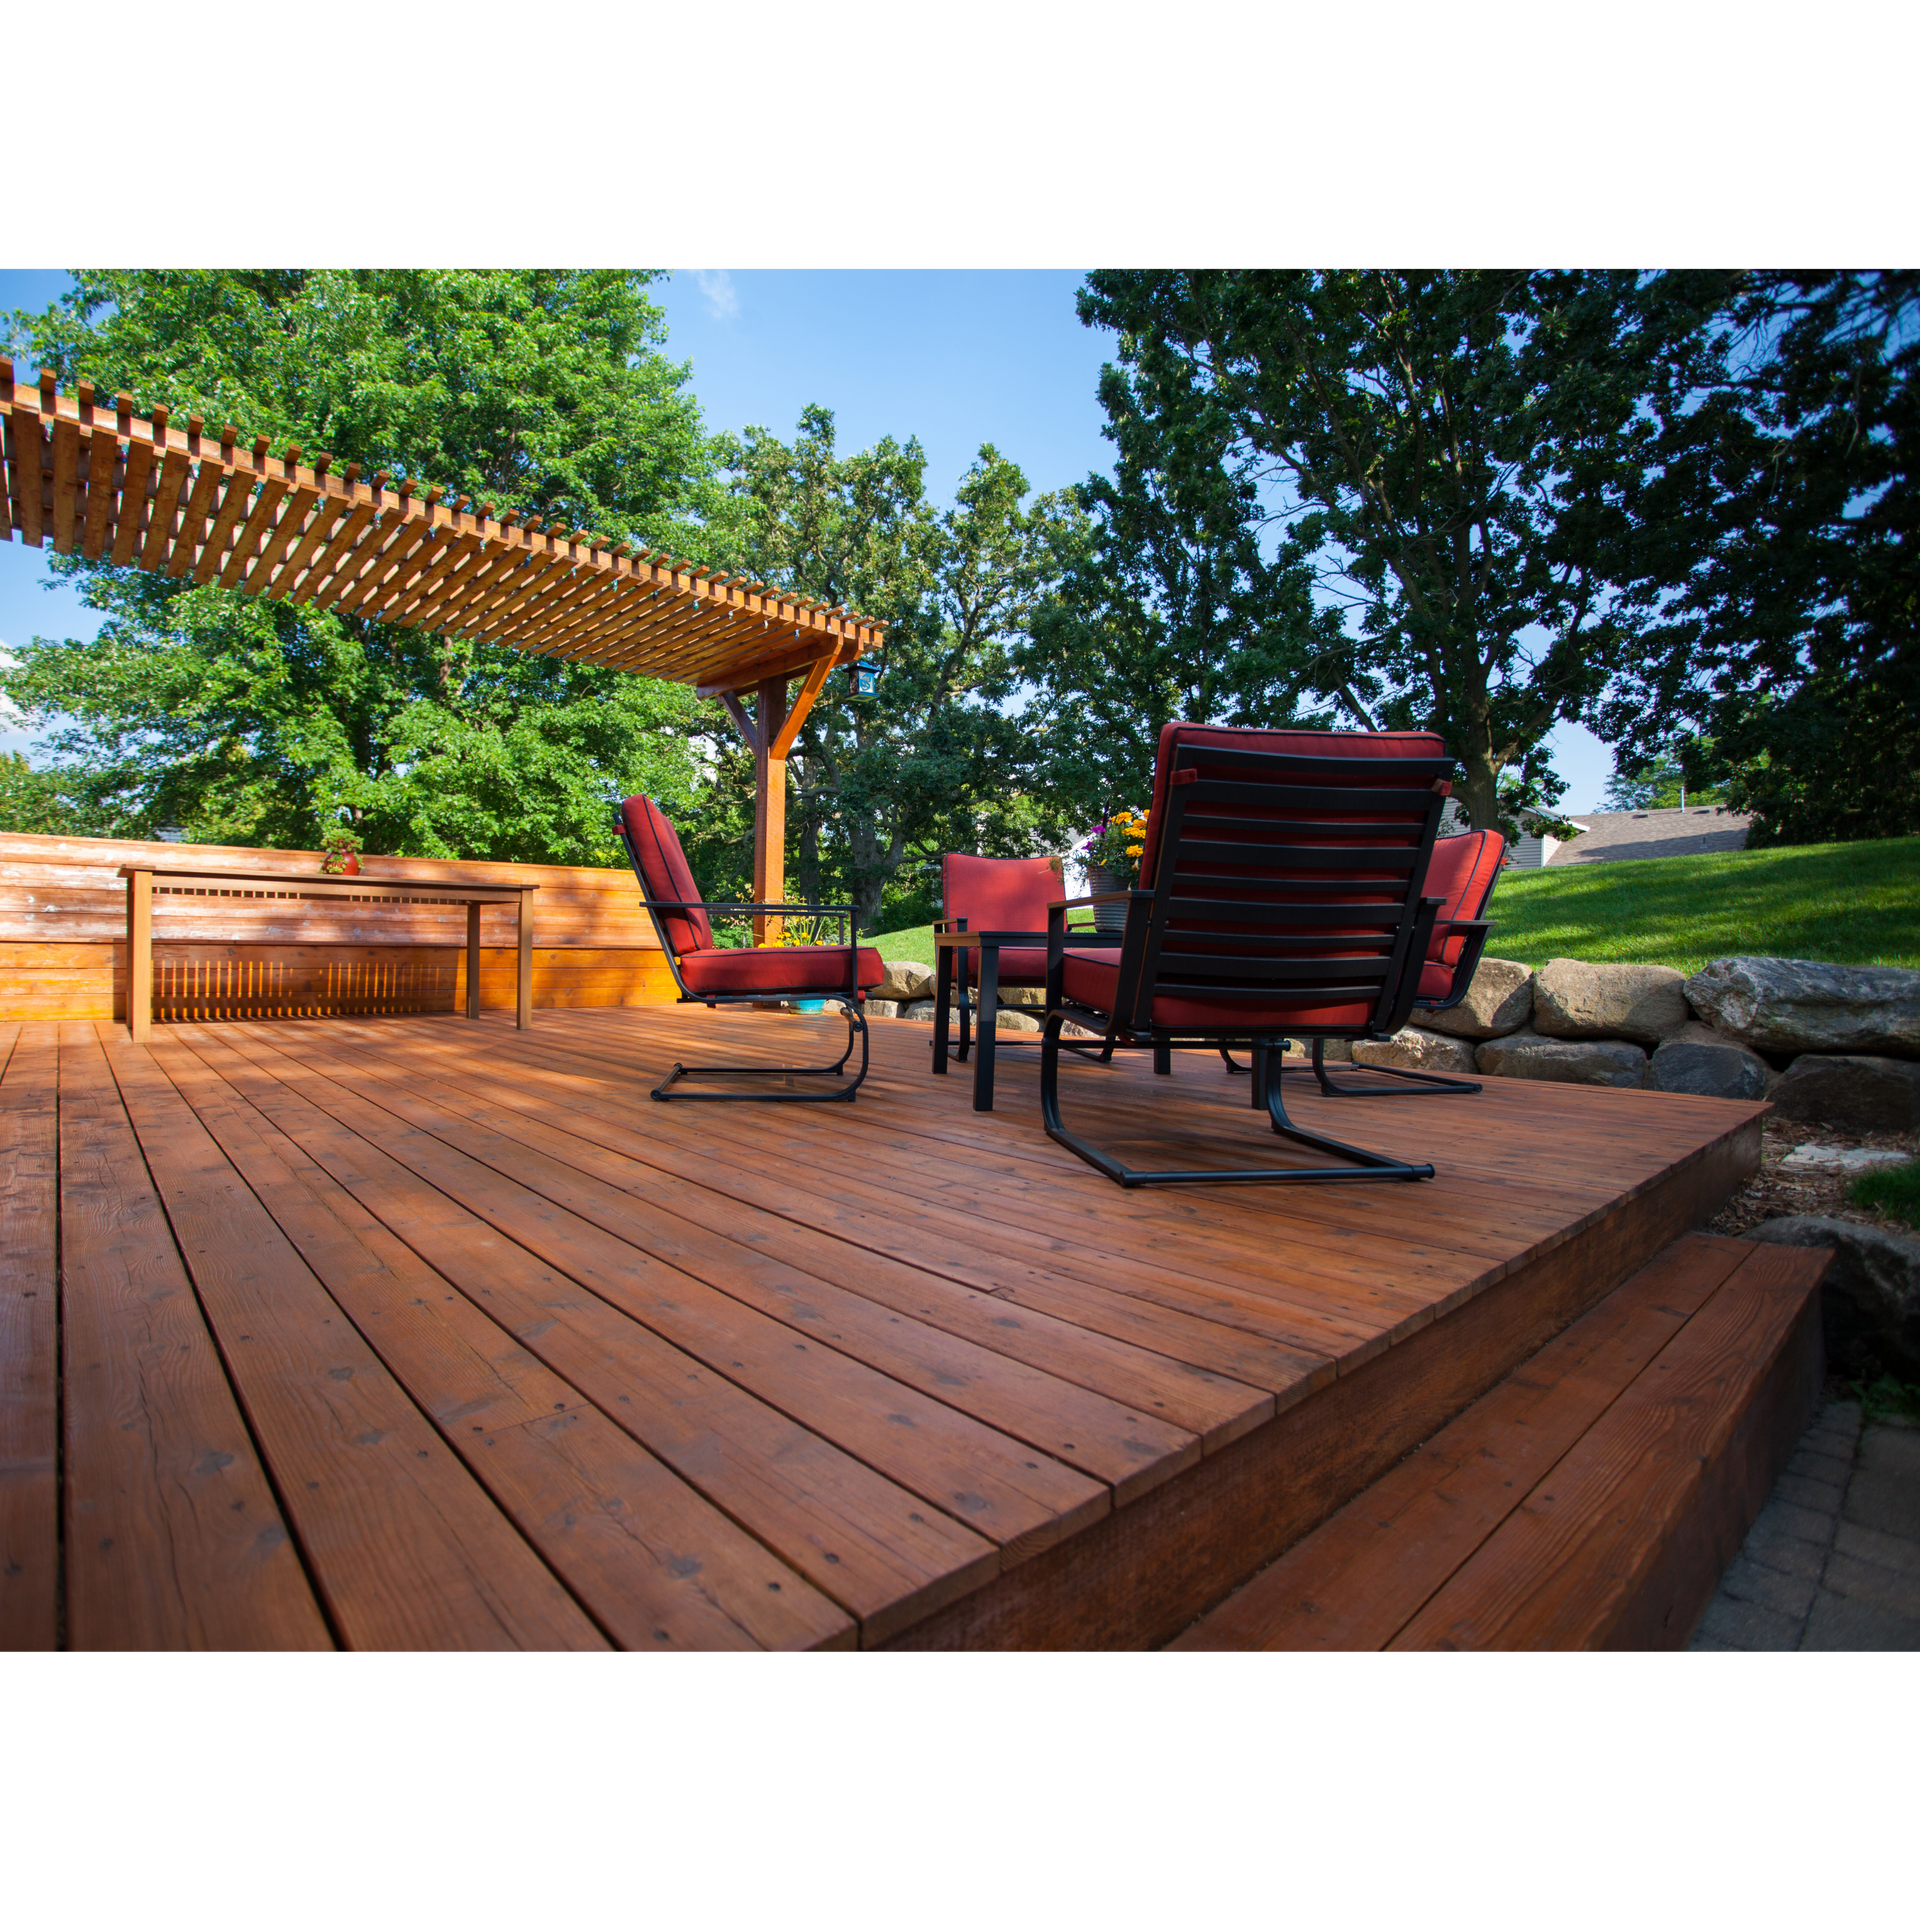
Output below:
[874,953,1920,1124]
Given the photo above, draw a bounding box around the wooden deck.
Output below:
[0,1005,1764,1650]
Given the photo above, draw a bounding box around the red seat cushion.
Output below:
[1422,830,1505,972]
[942,853,1065,934]
[1059,950,1373,1031]
[960,943,1112,986]
[620,796,711,955]
[677,944,885,997]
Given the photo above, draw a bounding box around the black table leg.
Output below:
[973,943,1002,1112]
[933,944,952,1074]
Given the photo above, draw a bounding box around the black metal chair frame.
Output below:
[933,915,1123,1112]
[613,812,871,1104]
[1037,742,1453,1189]
[1220,870,1500,1097]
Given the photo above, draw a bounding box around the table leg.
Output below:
[516,890,534,1030]
[466,901,481,1019]
[126,869,153,1045]
[973,943,1001,1112]
[932,945,954,1074]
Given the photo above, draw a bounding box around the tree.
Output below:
[713,408,1081,928]
[0,750,97,835]
[1,270,733,860]
[1599,271,1918,845]
[1072,271,1709,832]
[1014,356,1341,824]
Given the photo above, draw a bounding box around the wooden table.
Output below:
[120,866,538,1044]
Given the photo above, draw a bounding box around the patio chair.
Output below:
[614,795,884,1102]
[932,851,1122,1111]
[1036,723,1455,1189]
[1222,825,1506,1097]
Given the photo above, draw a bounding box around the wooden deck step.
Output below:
[1170,1232,1831,1651]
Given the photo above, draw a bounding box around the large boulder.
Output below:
[1768,1055,1920,1131]
[1743,1216,1920,1381]
[998,984,1048,1008]
[1414,957,1535,1041]
[1646,1025,1774,1101]
[1532,958,1691,1045]
[1685,957,1920,1058]
[1351,1030,1480,1075]
[871,958,933,1002]
[1476,1029,1649,1088]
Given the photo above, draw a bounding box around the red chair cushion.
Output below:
[677,944,885,997]
[1136,724,1449,887]
[1060,950,1373,1031]
[943,853,1065,933]
[1422,830,1505,971]
[960,944,1111,987]
[620,796,711,956]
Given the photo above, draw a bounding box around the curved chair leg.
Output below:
[1040,1022,1434,1189]
[1300,1034,1482,1097]
[654,996,870,1102]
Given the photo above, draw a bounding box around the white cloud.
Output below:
[690,269,738,321]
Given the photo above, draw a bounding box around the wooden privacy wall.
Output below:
[0,832,677,1022]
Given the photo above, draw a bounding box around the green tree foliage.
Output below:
[1600,745,1727,812]
[1,269,730,860]
[710,407,1082,928]
[1601,271,1918,846]
[0,750,97,835]
[1014,339,1338,822]
[1068,271,1707,832]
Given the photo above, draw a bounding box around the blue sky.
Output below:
[0,266,1617,807]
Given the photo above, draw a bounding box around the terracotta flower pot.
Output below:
[321,849,361,876]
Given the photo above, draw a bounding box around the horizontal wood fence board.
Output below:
[0,366,884,686]
[13,1003,1766,1648]
[0,829,680,1022]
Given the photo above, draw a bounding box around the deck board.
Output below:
[6,1004,1768,1649]
[0,1024,58,1649]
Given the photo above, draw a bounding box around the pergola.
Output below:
[0,359,886,922]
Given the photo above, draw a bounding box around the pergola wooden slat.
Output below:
[1,361,886,930]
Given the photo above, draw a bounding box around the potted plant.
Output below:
[1081,809,1148,932]
[319,827,363,877]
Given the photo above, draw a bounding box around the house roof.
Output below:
[1554,806,1754,864]
[0,361,885,694]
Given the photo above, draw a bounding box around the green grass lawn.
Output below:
[873,837,1920,976]
[1483,837,1920,975]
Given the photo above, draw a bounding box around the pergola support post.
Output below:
[752,674,789,945]
[745,649,841,947]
